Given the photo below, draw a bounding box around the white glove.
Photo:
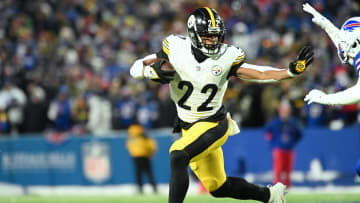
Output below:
[304,89,329,105]
[303,3,340,48]
[303,3,329,30]
[129,54,157,79]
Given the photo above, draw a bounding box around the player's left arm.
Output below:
[235,46,314,82]
[305,51,360,105]
[304,78,360,105]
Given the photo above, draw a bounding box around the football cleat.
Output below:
[268,182,287,203]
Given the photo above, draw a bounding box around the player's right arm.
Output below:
[129,53,158,79]
[129,36,174,83]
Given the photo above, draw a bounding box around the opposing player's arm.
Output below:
[305,77,360,105]
[303,3,340,48]
[234,46,314,82]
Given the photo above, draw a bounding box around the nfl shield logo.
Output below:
[82,141,111,183]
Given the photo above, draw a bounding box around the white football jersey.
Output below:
[162,35,245,123]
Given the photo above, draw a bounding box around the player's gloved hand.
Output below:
[304,89,329,104]
[303,3,331,30]
[145,60,175,84]
[288,46,314,77]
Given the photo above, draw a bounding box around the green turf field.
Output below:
[1,194,360,203]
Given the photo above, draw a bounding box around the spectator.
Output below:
[265,100,302,188]
[86,92,111,135]
[22,83,47,133]
[113,87,137,129]
[0,81,27,134]
[71,95,89,134]
[126,124,157,194]
[47,86,72,132]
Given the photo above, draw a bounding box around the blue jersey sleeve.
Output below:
[353,51,360,75]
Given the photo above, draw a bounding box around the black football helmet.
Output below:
[187,7,225,56]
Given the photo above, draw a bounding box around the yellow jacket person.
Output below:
[126,124,157,193]
[126,124,157,158]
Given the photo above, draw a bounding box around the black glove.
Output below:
[150,60,176,84]
[288,46,314,76]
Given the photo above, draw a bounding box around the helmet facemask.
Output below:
[338,34,360,65]
[197,29,224,56]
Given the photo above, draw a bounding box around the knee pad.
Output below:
[170,150,189,169]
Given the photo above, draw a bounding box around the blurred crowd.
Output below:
[0,0,359,135]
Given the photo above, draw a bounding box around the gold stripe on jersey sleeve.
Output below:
[163,39,169,46]
[231,60,243,66]
[231,55,245,67]
[235,55,245,60]
[162,41,169,50]
[204,7,216,27]
[162,44,170,56]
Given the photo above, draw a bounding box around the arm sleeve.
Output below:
[129,54,157,79]
[130,35,173,79]
[237,63,284,83]
[323,79,360,105]
[320,20,341,49]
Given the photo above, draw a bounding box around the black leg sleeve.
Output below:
[168,150,190,203]
[210,177,270,203]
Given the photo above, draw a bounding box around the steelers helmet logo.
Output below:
[211,65,222,76]
[295,60,306,73]
[188,15,195,28]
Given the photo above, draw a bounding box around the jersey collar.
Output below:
[191,45,209,63]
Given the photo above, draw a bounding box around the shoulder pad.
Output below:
[161,34,188,59]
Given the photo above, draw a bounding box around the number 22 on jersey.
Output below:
[177,81,218,112]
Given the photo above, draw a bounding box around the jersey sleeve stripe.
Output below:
[356,57,360,65]
[232,56,245,65]
[162,44,170,56]
[162,41,169,49]
[231,60,243,66]
[163,39,169,46]
[235,55,245,60]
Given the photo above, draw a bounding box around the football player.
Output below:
[303,3,360,105]
[130,7,313,203]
